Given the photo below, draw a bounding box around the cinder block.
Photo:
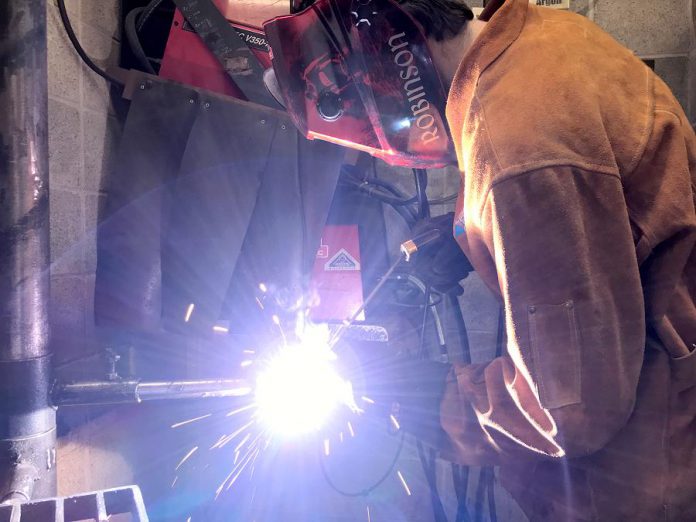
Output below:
[594,0,691,56]
[570,0,590,17]
[83,111,121,191]
[654,56,690,113]
[80,0,119,38]
[83,194,106,274]
[80,22,120,113]
[50,189,85,274]
[50,275,87,338]
[48,98,82,189]
[47,4,82,104]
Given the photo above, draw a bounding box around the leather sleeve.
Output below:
[440,167,646,463]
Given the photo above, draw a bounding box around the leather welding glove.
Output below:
[359,351,451,448]
[408,213,474,294]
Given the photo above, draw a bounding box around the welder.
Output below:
[262,0,696,519]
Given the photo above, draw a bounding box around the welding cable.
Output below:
[449,294,474,521]
[338,178,417,226]
[56,0,125,87]
[319,431,406,497]
[487,468,498,522]
[417,440,449,522]
[413,168,431,219]
[429,192,459,205]
[136,0,169,32]
[452,464,473,522]
[125,7,158,74]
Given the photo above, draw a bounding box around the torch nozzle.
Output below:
[400,228,443,262]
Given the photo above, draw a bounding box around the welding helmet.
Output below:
[263,0,456,168]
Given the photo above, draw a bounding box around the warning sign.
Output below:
[325,248,361,271]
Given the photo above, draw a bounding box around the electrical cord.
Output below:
[319,431,406,497]
[56,0,124,87]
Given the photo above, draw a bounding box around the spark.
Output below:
[243,349,255,355]
[234,450,240,465]
[175,446,198,470]
[339,432,344,443]
[366,505,371,522]
[241,359,254,368]
[171,413,212,429]
[186,518,191,522]
[226,403,256,417]
[225,446,261,492]
[347,421,355,437]
[259,283,268,293]
[184,303,195,322]
[171,476,178,488]
[390,414,401,431]
[233,433,251,453]
[216,439,263,498]
[271,314,288,346]
[255,297,265,310]
[361,396,375,404]
[213,324,230,333]
[397,470,412,496]
[210,419,255,450]
[210,434,228,450]
[324,439,330,456]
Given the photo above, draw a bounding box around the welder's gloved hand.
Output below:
[408,213,473,294]
[362,353,451,448]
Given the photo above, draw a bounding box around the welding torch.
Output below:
[328,226,447,348]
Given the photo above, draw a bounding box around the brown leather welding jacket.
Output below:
[441,0,696,520]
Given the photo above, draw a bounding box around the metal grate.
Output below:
[0,486,148,522]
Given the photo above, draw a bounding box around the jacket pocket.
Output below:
[670,343,696,394]
[528,300,582,409]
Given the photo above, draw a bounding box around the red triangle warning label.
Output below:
[324,248,360,271]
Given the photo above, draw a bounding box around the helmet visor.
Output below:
[263,0,455,168]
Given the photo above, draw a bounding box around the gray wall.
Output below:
[48,0,121,372]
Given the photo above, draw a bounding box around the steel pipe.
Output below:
[52,379,252,406]
[0,0,55,502]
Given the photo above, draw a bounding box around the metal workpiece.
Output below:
[0,0,55,503]
[52,379,252,406]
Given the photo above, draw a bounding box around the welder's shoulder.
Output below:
[475,6,654,181]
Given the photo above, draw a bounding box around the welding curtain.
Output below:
[95,80,344,373]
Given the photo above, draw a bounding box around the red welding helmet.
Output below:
[263,0,456,168]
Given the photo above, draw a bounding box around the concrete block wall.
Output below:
[47,0,122,374]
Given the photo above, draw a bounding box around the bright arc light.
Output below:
[255,344,352,437]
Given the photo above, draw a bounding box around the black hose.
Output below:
[56,0,124,86]
[413,168,430,219]
[125,7,158,74]
[137,0,168,32]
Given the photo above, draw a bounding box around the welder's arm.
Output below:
[440,167,646,464]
